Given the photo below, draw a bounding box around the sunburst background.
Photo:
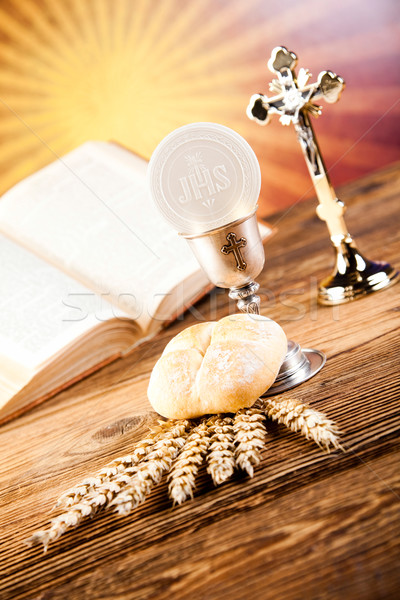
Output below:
[0,0,399,215]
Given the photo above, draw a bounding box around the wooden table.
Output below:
[1,164,399,600]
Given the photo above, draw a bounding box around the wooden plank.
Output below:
[1,163,399,600]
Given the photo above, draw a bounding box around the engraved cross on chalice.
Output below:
[221,233,247,271]
[247,46,399,304]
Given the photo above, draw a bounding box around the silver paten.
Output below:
[262,341,326,396]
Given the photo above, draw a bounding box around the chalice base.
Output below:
[318,240,399,305]
[262,341,326,396]
[230,285,327,394]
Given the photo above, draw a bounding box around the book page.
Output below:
[0,142,201,331]
[0,234,121,371]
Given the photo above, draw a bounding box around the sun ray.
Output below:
[92,0,114,56]
[109,0,133,56]
[301,24,400,67]
[134,0,262,84]
[124,0,175,68]
[68,0,102,52]
[139,0,312,82]
[120,0,154,62]
[136,0,203,67]
[0,0,397,208]
[0,2,83,74]
[0,105,77,158]
[41,0,84,45]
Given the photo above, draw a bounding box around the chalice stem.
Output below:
[229,281,261,314]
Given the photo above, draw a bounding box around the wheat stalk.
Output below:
[233,408,267,477]
[56,419,175,509]
[28,394,344,552]
[260,396,343,452]
[168,420,210,505]
[28,420,191,551]
[79,438,186,518]
[110,420,190,516]
[206,415,236,485]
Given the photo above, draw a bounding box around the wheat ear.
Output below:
[168,420,210,505]
[28,421,191,551]
[110,420,191,516]
[233,408,267,477]
[206,415,236,485]
[260,396,343,452]
[56,419,174,509]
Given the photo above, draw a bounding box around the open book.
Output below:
[0,141,274,424]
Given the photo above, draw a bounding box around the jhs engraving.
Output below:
[178,152,231,207]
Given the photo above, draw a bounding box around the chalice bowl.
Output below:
[147,122,325,394]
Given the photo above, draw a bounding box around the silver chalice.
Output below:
[147,122,325,393]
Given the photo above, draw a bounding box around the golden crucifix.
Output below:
[247,46,398,305]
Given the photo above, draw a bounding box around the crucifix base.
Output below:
[318,238,400,305]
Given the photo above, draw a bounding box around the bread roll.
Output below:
[147,314,287,419]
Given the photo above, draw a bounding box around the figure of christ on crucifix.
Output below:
[221,232,247,271]
[247,46,399,304]
[247,45,347,242]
